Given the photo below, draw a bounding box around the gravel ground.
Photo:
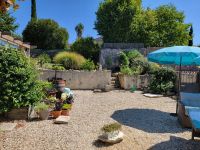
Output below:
[0,90,200,150]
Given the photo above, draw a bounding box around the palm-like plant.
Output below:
[75,23,84,39]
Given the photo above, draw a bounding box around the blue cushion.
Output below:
[180,92,200,107]
[188,110,200,130]
[185,106,200,116]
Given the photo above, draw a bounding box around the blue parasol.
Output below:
[148,46,200,115]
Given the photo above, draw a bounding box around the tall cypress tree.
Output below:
[31,0,37,20]
[188,25,193,46]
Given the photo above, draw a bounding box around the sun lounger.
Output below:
[188,109,200,140]
[177,92,200,128]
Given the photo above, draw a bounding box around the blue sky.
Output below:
[12,0,200,45]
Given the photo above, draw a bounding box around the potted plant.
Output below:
[101,123,122,139]
[46,96,57,106]
[51,101,62,118]
[35,102,50,120]
[61,104,72,116]
[66,95,74,106]
[47,88,57,97]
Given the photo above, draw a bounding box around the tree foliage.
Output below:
[188,25,193,46]
[75,23,84,39]
[31,0,37,20]
[153,5,190,46]
[0,11,18,33]
[23,19,69,50]
[95,0,141,43]
[130,9,157,46]
[70,37,100,63]
[95,1,190,47]
[0,0,19,13]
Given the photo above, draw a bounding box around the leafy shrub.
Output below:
[53,52,86,70]
[149,67,177,94]
[149,62,160,73]
[122,66,141,76]
[119,52,129,66]
[23,19,69,50]
[70,37,100,63]
[120,66,133,76]
[42,63,65,70]
[81,59,96,71]
[0,47,49,113]
[37,53,51,67]
[129,58,150,75]
[119,50,149,75]
[52,64,65,70]
[126,50,143,61]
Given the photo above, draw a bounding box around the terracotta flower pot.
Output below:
[61,109,70,116]
[51,111,62,118]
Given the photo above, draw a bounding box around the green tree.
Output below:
[71,37,100,63]
[23,19,69,50]
[31,0,37,20]
[75,23,84,39]
[0,11,18,33]
[95,1,190,47]
[188,25,193,46]
[154,5,190,46]
[95,0,141,43]
[130,9,157,47]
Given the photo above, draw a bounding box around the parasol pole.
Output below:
[176,56,182,114]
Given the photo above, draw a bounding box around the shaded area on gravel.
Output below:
[112,108,182,133]
[148,136,200,150]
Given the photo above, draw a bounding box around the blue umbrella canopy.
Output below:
[192,56,200,66]
[148,46,200,66]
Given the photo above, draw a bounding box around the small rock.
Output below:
[103,85,112,92]
[54,116,70,124]
[143,93,163,98]
[93,89,102,93]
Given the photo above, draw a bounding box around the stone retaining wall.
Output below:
[100,43,145,70]
[118,74,150,90]
[39,69,111,90]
